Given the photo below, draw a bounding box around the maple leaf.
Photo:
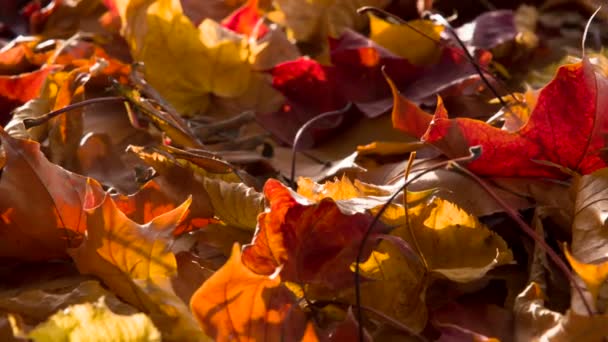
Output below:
[391,58,608,178]
[0,127,105,260]
[190,244,308,341]
[68,190,208,341]
[111,0,271,115]
[241,179,383,289]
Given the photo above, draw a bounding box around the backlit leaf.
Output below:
[392,59,608,177]
[0,127,104,260]
[68,191,208,341]
[190,243,308,341]
[242,179,383,289]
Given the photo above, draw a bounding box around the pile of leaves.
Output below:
[3,0,608,340]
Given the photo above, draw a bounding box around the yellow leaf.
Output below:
[68,192,209,341]
[114,0,254,115]
[354,241,429,333]
[29,297,161,342]
[368,14,443,65]
[409,198,513,282]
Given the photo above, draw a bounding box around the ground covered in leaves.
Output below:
[2,0,608,341]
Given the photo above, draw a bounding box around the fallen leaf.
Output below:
[29,297,161,342]
[0,127,104,260]
[354,247,429,333]
[0,66,56,125]
[259,57,350,147]
[368,14,443,66]
[242,179,383,289]
[408,197,513,282]
[68,191,208,341]
[113,0,259,115]
[569,168,608,312]
[0,277,137,325]
[330,29,489,117]
[190,243,308,341]
[392,58,608,177]
[514,281,608,341]
[202,177,264,230]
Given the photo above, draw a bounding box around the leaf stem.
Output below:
[289,103,352,189]
[23,96,125,129]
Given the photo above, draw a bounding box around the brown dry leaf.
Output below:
[67,191,209,341]
[514,281,608,341]
[365,161,534,217]
[273,0,390,42]
[190,244,308,341]
[569,168,608,313]
[0,127,105,261]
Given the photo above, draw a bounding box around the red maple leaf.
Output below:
[241,179,383,290]
[392,59,608,177]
